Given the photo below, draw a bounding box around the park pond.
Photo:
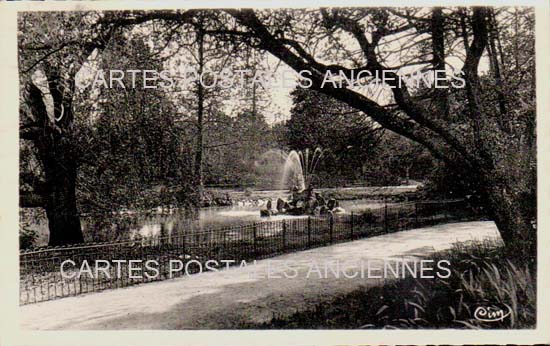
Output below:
[21,198,388,246]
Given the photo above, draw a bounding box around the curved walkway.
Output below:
[20,221,500,330]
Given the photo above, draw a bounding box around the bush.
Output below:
[20,227,38,250]
[357,209,377,224]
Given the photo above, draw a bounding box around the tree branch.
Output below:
[226,9,472,168]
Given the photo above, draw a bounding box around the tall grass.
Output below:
[243,241,536,329]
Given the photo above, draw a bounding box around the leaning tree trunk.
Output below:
[480,171,537,261]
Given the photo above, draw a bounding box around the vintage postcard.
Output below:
[0,0,549,345]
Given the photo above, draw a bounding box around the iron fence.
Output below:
[19,199,475,305]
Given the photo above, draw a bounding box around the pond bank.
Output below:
[206,184,421,207]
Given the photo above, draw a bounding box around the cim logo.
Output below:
[473,305,512,322]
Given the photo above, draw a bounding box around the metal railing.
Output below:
[19,199,475,305]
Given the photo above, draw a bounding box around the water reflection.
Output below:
[40,199,385,244]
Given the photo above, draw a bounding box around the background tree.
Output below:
[76,33,189,212]
[367,131,434,187]
[151,11,275,195]
[286,87,382,186]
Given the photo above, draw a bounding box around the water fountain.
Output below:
[260,148,344,217]
[280,147,323,192]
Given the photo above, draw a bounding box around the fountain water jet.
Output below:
[280,148,323,192]
[260,148,344,217]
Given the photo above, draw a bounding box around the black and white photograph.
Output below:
[1,1,548,344]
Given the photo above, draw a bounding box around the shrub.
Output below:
[20,227,38,250]
[357,209,377,224]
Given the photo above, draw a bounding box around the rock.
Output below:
[288,207,304,215]
[276,198,286,212]
[260,209,272,217]
[332,206,345,214]
[214,195,233,207]
[316,193,326,206]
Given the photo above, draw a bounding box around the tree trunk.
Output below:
[43,156,84,246]
[481,173,536,260]
[194,26,205,197]
[487,9,508,121]
[431,7,449,119]
[39,121,84,246]
[24,82,84,246]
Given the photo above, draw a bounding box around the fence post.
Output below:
[223,230,227,259]
[307,217,311,247]
[182,232,186,262]
[384,201,388,233]
[282,220,287,252]
[350,212,354,240]
[253,223,257,257]
[396,207,400,231]
[329,214,333,244]
[415,202,419,227]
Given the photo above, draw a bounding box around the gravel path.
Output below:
[20,221,500,330]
